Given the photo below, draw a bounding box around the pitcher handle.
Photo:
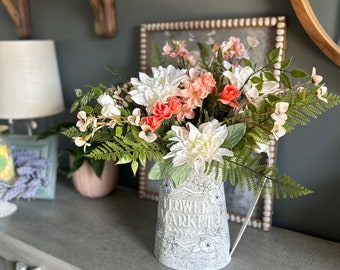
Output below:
[230,136,275,256]
[229,179,267,256]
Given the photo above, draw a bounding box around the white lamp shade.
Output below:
[0,40,65,119]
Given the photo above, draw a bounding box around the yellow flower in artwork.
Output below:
[0,144,15,182]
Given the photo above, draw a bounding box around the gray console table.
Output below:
[0,176,339,270]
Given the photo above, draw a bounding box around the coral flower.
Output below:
[218,85,241,108]
[167,96,182,114]
[151,102,172,120]
[141,116,162,131]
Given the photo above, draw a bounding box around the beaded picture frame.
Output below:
[138,16,286,231]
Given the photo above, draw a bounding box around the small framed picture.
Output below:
[4,135,59,199]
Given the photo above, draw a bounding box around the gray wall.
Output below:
[0,0,339,242]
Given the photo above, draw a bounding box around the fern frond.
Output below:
[214,147,313,199]
[61,126,85,138]
[283,89,340,132]
[150,41,167,68]
[271,174,313,199]
[85,130,167,174]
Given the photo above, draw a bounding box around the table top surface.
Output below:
[0,175,339,270]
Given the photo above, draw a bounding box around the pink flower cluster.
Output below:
[162,40,197,67]
[213,37,246,60]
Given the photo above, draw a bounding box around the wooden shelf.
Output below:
[0,175,339,269]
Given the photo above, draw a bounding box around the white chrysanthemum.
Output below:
[129,65,187,111]
[163,120,234,173]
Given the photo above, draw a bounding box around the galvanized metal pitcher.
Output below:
[154,171,231,270]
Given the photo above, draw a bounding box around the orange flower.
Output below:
[218,85,241,108]
[141,116,162,131]
[151,102,172,120]
[167,96,182,114]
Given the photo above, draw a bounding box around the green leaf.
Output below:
[80,95,89,107]
[131,160,139,175]
[74,88,83,97]
[280,73,292,89]
[242,58,252,67]
[215,48,223,63]
[171,165,192,187]
[81,105,93,114]
[87,158,105,178]
[267,94,282,102]
[250,76,262,84]
[148,159,173,180]
[268,48,280,63]
[116,156,132,164]
[264,71,277,81]
[291,69,308,78]
[92,87,103,96]
[224,123,246,149]
[247,103,257,112]
[106,65,121,76]
[68,156,85,177]
[115,126,123,136]
[70,100,79,113]
[281,57,292,69]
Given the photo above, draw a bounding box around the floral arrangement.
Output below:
[0,147,50,201]
[62,35,340,199]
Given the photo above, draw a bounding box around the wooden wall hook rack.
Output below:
[2,0,32,38]
[89,0,116,38]
[1,0,116,39]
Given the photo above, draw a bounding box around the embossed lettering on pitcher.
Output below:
[154,171,231,270]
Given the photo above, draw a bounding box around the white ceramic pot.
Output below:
[70,156,118,198]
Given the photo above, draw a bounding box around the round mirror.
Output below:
[291,0,340,67]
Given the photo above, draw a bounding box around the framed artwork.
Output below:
[138,16,287,230]
[5,135,59,199]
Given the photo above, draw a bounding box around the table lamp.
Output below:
[0,40,65,217]
[0,40,65,134]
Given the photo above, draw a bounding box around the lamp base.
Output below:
[0,201,17,218]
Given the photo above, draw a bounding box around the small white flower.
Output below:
[76,111,91,132]
[128,108,141,126]
[255,142,269,154]
[271,102,289,125]
[73,136,91,152]
[271,124,286,140]
[311,67,323,85]
[97,93,122,116]
[139,125,157,142]
[317,85,328,103]
[106,120,117,129]
[245,87,260,105]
